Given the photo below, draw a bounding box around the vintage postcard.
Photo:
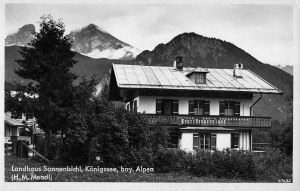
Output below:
[1,0,299,190]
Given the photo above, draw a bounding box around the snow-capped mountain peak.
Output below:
[69,23,140,59]
[5,23,141,60]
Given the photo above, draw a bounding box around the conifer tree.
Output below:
[15,15,77,158]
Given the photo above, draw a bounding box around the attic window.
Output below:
[195,73,205,84]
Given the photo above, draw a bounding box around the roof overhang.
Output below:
[116,84,282,94]
[5,116,24,127]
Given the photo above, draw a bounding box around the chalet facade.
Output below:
[108,57,282,151]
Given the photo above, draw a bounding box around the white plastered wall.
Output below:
[137,96,189,114]
[136,96,253,116]
[178,133,194,151]
[216,133,231,150]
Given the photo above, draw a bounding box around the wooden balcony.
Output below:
[146,114,271,128]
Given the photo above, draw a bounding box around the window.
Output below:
[231,133,239,149]
[219,101,240,116]
[193,133,215,150]
[194,101,204,115]
[189,100,210,115]
[126,104,130,111]
[195,73,205,84]
[156,99,179,115]
[200,134,210,149]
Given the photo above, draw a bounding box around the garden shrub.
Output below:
[189,149,212,176]
[210,149,230,178]
[253,149,292,181]
[149,123,170,152]
[188,149,255,180]
[125,147,154,167]
[153,148,190,172]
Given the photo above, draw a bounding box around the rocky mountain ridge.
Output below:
[134,32,293,122]
[5,23,140,60]
[5,24,35,46]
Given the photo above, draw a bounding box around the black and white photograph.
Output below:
[1,0,299,190]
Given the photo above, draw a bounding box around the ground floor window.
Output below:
[193,133,216,150]
[168,131,178,148]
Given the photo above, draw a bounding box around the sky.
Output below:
[5,3,294,66]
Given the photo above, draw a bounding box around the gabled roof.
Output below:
[112,64,282,94]
[5,113,24,127]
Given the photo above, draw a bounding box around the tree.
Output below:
[15,15,77,158]
[281,92,293,156]
[60,77,97,163]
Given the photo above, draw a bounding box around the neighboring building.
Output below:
[108,57,282,151]
[4,113,24,143]
[5,91,41,137]
[5,112,41,144]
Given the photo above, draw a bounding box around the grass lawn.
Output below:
[5,155,249,182]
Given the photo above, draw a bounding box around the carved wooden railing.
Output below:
[146,114,271,127]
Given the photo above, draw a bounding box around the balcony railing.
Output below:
[146,114,271,127]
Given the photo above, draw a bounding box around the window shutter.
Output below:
[234,133,239,148]
[234,102,240,116]
[134,100,138,112]
[172,100,179,115]
[156,99,162,114]
[189,100,194,115]
[231,133,239,148]
[204,101,210,116]
[130,101,133,111]
[219,101,225,116]
[193,134,199,150]
[211,134,216,149]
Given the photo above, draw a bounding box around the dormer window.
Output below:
[195,73,205,84]
[185,67,209,84]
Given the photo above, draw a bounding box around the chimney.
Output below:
[174,56,183,70]
[233,63,243,78]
